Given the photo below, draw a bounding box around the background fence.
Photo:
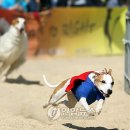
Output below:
[0,8,127,57]
[124,11,130,95]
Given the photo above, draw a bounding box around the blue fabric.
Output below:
[27,0,39,12]
[19,1,28,11]
[71,77,105,105]
[1,0,27,11]
[1,0,16,8]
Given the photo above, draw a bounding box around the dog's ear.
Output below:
[12,18,19,25]
[108,69,112,75]
[104,68,108,73]
[94,71,100,76]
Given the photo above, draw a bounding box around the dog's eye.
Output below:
[101,80,106,84]
[111,82,114,85]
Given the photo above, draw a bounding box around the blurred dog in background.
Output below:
[0,17,28,81]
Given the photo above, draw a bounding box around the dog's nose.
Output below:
[107,89,112,95]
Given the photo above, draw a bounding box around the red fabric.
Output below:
[65,71,94,92]
[33,12,40,22]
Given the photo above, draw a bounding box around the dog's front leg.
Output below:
[96,99,104,115]
[79,97,95,116]
[0,63,10,81]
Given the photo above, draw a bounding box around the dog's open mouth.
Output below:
[100,90,110,98]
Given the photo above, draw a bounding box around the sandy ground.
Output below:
[0,56,130,130]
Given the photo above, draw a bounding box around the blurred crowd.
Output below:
[0,0,128,12]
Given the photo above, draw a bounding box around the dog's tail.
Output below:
[42,74,60,88]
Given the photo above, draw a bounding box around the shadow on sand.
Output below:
[5,75,42,86]
[63,123,119,130]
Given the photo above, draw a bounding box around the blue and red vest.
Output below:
[65,71,105,105]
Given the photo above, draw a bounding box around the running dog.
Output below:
[43,69,114,116]
[0,17,28,81]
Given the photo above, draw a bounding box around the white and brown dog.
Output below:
[0,17,28,81]
[43,69,114,116]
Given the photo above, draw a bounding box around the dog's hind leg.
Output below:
[63,91,78,108]
[4,58,25,77]
[43,79,71,109]
[43,95,53,108]
[43,90,67,108]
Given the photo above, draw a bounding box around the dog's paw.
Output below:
[87,107,96,116]
[96,108,102,115]
[52,103,58,106]
[43,104,48,109]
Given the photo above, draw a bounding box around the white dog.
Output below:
[0,17,28,81]
[43,69,114,116]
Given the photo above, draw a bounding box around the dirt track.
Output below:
[0,56,129,130]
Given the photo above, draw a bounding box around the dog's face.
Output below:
[12,17,26,33]
[94,69,114,98]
